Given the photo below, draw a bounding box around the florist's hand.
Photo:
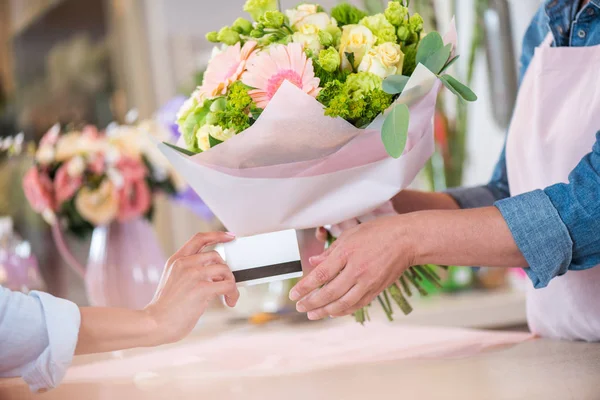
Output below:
[144,231,239,344]
[293,215,414,320]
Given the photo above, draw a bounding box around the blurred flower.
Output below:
[199,41,258,99]
[35,145,55,166]
[156,97,187,141]
[75,180,119,226]
[54,132,97,162]
[40,124,61,147]
[22,168,55,214]
[54,162,83,206]
[359,14,397,45]
[243,43,320,108]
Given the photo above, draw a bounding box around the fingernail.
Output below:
[296,303,306,313]
[307,312,318,320]
[289,289,300,301]
[225,232,236,238]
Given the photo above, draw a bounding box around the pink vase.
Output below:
[52,219,166,309]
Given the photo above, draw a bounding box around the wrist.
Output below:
[401,211,431,266]
[139,307,163,347]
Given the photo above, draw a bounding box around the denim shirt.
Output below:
[448,0,600,288]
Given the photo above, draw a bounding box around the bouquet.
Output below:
[22,122,185,237]
[161,1,476,323]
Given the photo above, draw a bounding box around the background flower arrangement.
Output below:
[22,121,184,237]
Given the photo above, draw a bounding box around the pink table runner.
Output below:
[66,322,533,383]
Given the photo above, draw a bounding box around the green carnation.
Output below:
[384,1,409,27]
[262,10,285,28]
[232,17,253,34]
[217,27,240,45]
[331,3,367,26]
[318,47,341,72]
[359,14,397,45]
[243,0,278,21]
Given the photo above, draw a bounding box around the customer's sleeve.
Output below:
[446,144,511,208]
[0,286,81,392]
[495,132,600,288]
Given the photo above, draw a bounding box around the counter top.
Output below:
[1,310,598,400]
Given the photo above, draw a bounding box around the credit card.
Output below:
[216,230,303,286]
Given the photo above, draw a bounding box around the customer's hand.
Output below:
[144,231,239,344]
[293,215,414,320]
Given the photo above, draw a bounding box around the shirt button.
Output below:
[557,26,564,35]
[588,8,595,16]
[578,29,587,38]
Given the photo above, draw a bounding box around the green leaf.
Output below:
[424,43,452,75]
[163,142,198,156]
[382,75,410,95]
[439,55,460,74]
[208,135,223,148]
[344,52,356,71]
[416,32,444,66]
[440,74,478,102]
[382,103,410,159]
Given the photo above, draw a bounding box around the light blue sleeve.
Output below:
[0,286,81,392]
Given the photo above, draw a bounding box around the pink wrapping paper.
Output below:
[65,323,532,383]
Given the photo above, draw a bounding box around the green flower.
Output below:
[409,14,424,34]
[232,17,253,34]
[359,14,397,45]
[344,72,383,100]
[243,0,278,21]
[217,27,241,45]
[384,1,409,27]
[261,10,285,28]
[401,43,418,75]
[397,25,409,42]
[206,31,219,43]
[318,47,341,72]
[318,30,334,47]
[331,3,367,26]
[318,72,392,127]
[177,98,211,153]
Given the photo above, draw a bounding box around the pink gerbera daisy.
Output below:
[242,43,321,109]
[199,41,258,98]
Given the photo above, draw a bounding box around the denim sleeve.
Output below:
[0,286,81,392]
[446,144,511,208]
[496,132,600,288]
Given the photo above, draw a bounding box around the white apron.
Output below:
[506,33,600,341]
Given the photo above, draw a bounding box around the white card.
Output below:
[216,230,303,287]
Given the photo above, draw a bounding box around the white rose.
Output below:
[358,43,405,79]
[286,4,319,27]
[196,125,235,151]
[295,12,336,30]
[35,145,55,165]
[339,25,376,71]
[293,24,322,53]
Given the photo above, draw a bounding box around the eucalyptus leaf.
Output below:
[382,103,410,159]
[440,74,478,102]
[382,75,410,95]
[439,55,460,74]
[209,135,223,148]
[163,142,198,156]
[424,43,452,75]
[416,32,444,66]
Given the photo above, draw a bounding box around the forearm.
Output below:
[75,307,160,355]
[407,206,527,269]
[391,190,460,213]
